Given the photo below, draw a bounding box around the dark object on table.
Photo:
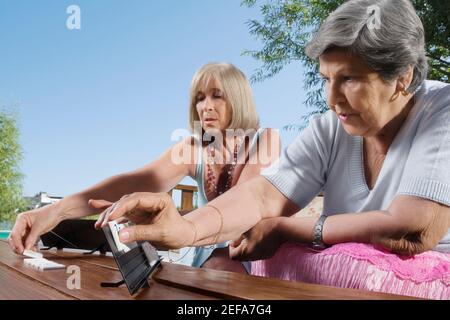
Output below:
[101,224,162,295]
[40,219,111,254]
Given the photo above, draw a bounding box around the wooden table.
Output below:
[0,240,415,300]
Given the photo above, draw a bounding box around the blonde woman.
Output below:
[9,62,280,273]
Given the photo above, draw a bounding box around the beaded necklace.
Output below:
[205,139,240,199]
[195,138,240,251]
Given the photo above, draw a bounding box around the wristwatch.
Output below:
[312,215,328,250]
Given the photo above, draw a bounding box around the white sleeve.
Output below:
[398,88,450,206]
[262,111,337,208]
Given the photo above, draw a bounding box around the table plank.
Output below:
[0,241,213,300]
[152,262,417,300]
[0,240,419,300]
[43,244,417,300]
[0,264,73,300]
[45,248,412,300]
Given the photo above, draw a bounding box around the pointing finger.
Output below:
[106,193,167,223]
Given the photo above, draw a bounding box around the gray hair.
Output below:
[305,0,428,93]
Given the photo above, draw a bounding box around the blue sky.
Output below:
[0,0,310,197]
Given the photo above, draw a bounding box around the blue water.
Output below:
[0,231,10,240]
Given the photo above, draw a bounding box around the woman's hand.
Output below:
[8,204,63,254]
[91,199,128,229]
[100,192,195,249]
[229,217,285,261]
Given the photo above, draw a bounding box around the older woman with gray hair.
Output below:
[81,0,449,299]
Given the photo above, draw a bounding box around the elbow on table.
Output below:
[376,227,442,256]
[376,196,450,256]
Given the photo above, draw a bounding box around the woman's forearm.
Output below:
[54,193,96,220]
[56,172,159,220]
[276,208,442,255]
[184,176,291,246]
[185,182,264,245]
[273,211,397,247]
[278,210,411,246]
[322,211,387,245]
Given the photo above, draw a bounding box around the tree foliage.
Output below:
[242,0,450,128]
[0,109,26,222]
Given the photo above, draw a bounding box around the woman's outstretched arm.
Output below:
[8,137,196,253]
[104,176,299,249]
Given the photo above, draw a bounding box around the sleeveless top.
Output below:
[194,129,265,207]
[189,129,266,267]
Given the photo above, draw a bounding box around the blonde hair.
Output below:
[188,63,259,132]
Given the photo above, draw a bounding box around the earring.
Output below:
[399,83,409,96]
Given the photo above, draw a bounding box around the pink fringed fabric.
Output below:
[250,242,450,300]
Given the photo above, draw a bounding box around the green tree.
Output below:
[242,0,450,128]
[0,109,26,222]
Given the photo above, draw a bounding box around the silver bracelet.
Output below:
[312,215,328,250]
